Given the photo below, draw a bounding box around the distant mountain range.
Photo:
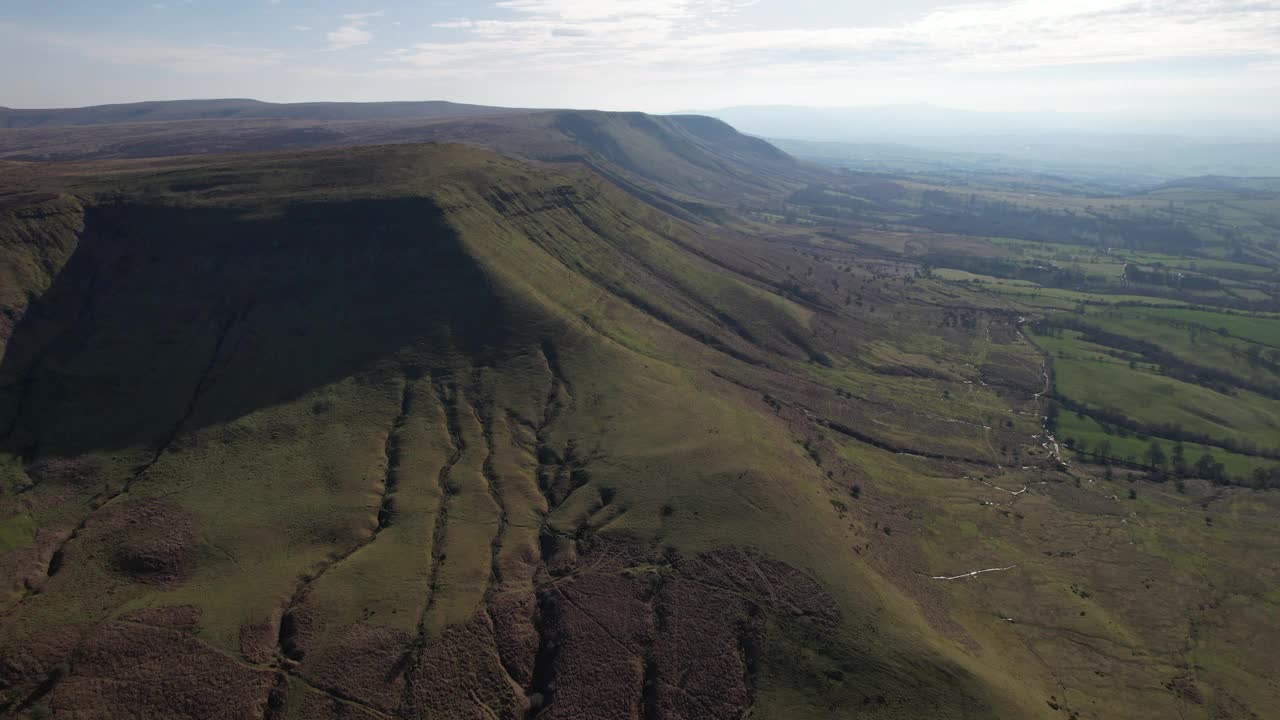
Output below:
[0,98,537,128]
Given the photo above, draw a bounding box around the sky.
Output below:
[2,0,1279,121]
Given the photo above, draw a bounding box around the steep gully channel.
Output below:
[398,375,466,711]
[270,341,583,718]
[519,340,575,717]
[273,371,418,716]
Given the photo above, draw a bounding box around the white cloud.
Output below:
[327,10,384,49]
[392,0,1280,76]
[494,0,715,21]
[328,24,373,49]
[5,0,1279,116]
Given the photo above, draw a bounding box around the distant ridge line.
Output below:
[0,98,541,129]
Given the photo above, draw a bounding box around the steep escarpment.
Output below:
[0,145,1008,719]
[545,111,801,203]
[0,197,85,356]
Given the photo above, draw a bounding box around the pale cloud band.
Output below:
[394,0,1280,74]
[2,0,1277,114]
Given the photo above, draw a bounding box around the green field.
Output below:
[1054,412,1280,479]
[1034,328,1280,450]
[1075,308,1280,386]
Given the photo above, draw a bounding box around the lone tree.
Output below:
[1145,442,1168,474]
[1194,453,1228,485]
[1172,442,1187,477]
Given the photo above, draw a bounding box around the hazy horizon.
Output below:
[2,0,1278,135]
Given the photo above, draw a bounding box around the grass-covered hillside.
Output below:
[0,108,802,211]
[0,111,1278,720]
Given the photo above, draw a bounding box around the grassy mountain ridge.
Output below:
[0,144,1016,719]
[0,109,809,219]
[0,119,1278,719]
